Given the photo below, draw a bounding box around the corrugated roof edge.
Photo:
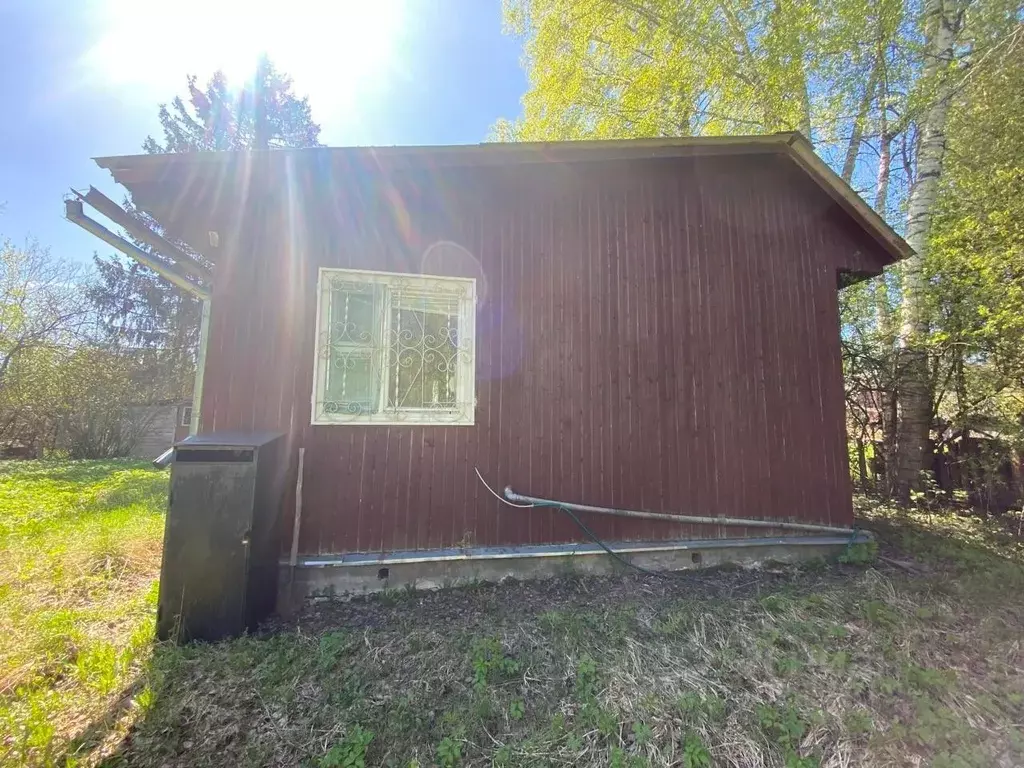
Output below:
[94,131,910,265]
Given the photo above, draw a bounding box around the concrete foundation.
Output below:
[278,534,867,606]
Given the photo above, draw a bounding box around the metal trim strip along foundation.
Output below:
[289,533,870,568]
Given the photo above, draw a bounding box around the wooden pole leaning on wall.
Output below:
[283,447,305,617]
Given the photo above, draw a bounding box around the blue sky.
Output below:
[0,1,527,263]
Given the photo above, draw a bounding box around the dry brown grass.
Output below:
[107,501,1023,768]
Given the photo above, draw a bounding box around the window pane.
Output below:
[325,351,377,414]
[330,285,378,346]
[387,307,459,409]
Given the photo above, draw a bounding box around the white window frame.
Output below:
[180,405,192,427]
[311,267,477,426]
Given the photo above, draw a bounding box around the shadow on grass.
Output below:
[54,678,147,766]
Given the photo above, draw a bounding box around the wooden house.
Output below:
[79,133,908,593]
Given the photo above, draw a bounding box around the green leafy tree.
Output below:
[89,56,322,399]
[925,26,1024,470]
[500,0,1022,497]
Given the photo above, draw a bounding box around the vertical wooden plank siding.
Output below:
[200,154,859,554]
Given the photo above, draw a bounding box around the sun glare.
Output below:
[85,0,404,117]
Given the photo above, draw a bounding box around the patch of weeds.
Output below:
[609,745,648,768]
[757,701,819,767]
[827,623,849,639]
[757,701,807,748]
[469,636,521,691]
[875,675,902,696]
[677,692,727,723]
[775,654,804,676]
[472,692,497,725]
[508,698,525,721]
[829,650,851,670]
[904,663,955,694]
[581,701,619,737]
[759,594,793,614]
[784,753,820,768]
[493,744,514,766]
[912,698,983,760]
[843,708,874,736]
[914,605,936,620]
[574,654,599,700]
[631,720,653,745]
[839,540,879,565]
[320,725,374,768]
[652,606,694,635]
[549,711,566,735]
[317,630,353,672]
[74,640,120,694]
[861,599,900,628]
[565,730,585,752]
[680,732,712,767]
[436,732,463,767]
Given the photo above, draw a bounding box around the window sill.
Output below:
[311,413,475,427]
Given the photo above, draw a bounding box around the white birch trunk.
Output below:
[841,65,880,183]
[893,0,962,497]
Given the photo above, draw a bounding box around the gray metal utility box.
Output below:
[157,431,286,642]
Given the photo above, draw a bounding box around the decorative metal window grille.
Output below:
[312,268,476,425]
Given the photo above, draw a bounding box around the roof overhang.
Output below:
[94,132,911,267]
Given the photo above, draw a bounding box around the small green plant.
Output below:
[574,655,599,700]
[861,599,899,628]
[610,746,647,768]
[757,702,821,768]
[317,631,352,673]
[582,701,619,736]
[843,708,874,735]
[319,725,374,768]
[757,701,807,749]
[827,624,849,639]
[677,692,727,723]
[785,752,820,768]
[493,745,513,766]
[680,732,712,768]
[632,720,653,745]
[436,735,462,768]
[759,594,791,613]
[829,650,851,670]
[839,540,878,565]
[904,663,955,694]
[775,655,804,675]
[508,698,525,721]
[469,637,521,691]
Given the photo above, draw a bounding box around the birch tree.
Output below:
[500,0,1022,497]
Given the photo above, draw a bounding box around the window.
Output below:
[180,406,193,427]
[312,268,476,425]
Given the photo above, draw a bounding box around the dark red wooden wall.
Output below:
[199,153,877,555]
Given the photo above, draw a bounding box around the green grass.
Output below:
[2,463,1023,767]
[0,460,167,767]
